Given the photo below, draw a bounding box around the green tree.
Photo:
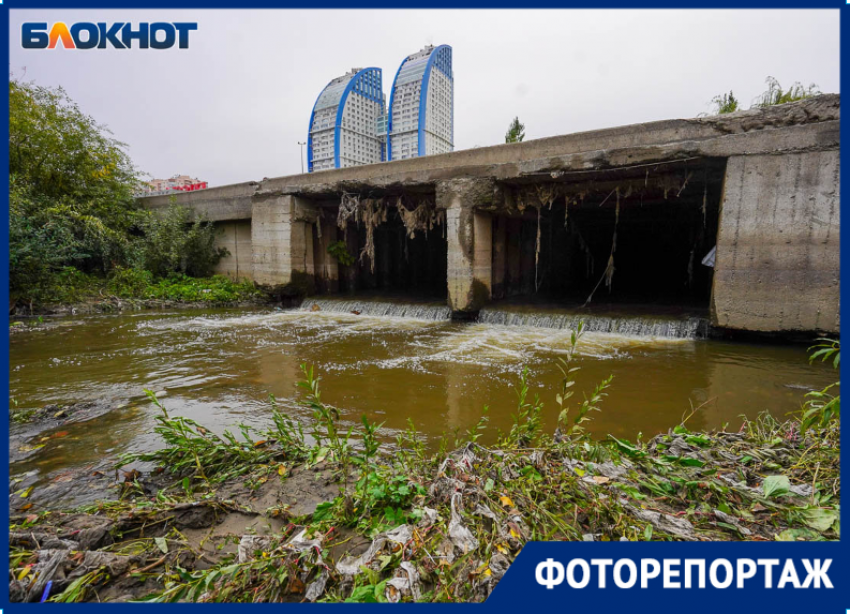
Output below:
[505,116,525,143]
[9,79,140,292]
[9,78,232,304]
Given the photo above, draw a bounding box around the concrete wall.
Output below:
[145,181,256,220]
[213,221,253,281]
[713,151,840,333]
[251,194,317,289]
[140,95,839,223]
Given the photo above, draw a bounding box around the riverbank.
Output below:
[9,360,840,603]
[9,272,270,319]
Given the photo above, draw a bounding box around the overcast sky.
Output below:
[10,9,840,187]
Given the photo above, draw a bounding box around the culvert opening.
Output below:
[492,158,726,313]
[314,194,448,300]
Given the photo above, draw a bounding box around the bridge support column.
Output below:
[251,193,318,293]
[439,179,496,319]
[713,151,840,333]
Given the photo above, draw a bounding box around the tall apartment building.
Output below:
[308,67,386,172]
[388,45,453,161]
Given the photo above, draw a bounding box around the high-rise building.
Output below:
[308,67,386,172]
[388,45,453,161]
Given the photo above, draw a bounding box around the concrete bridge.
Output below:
[142,95,840,334]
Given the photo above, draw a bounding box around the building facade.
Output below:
[137,174,208,197]
[388,45,453,161]
[308,67,386,172]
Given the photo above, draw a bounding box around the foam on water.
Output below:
[301,298,451,321]
[478,308,707,339]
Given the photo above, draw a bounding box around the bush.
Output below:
[108,267,154,298]
[144,274,260,303]
[138,203,229,278]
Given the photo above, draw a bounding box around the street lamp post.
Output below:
[297,141,306,174]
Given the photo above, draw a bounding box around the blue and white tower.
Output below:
[388,45,453,161]
[308,67,386,172]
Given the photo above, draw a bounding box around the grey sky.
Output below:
[10,9,840,187]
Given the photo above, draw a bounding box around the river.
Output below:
[9,298,834,508]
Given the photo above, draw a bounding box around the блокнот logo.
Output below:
[21,22,197,49]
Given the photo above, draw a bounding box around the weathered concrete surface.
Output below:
[213,221,253,281]
[713,151,840,333]
[441,180,496,315]
[143,95,839,220]
[250,194,317,289]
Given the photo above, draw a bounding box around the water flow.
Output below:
[478,308,708,339]
[301,298,451,321]
[302,297,708,339]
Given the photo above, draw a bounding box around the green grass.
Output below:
[14,266,263,307]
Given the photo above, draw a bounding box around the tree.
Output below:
[8,78,228,302]
[9,78,140,288]
[505,117,525,143]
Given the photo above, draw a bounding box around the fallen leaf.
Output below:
[154,537,169,554]
[20,485,34,499]
[499,496,514,507]
[51,431,70,439]
[18,503,33,511]
[278,464,287,477]
[592,476,611,485]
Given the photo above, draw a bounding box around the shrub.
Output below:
[138,202,229,278]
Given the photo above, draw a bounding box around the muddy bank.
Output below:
[9,407,839,603]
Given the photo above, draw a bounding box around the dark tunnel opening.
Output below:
[316,202,448,299]
[492,158,726,313]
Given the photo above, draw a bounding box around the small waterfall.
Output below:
[300,297,707,338]
[300,298,451,321]
[478,308,707,339]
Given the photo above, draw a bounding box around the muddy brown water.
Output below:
[9,300,835,509]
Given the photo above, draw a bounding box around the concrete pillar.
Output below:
[251,193,317,293]
[713,151,839,333]
[439,179,495,317]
